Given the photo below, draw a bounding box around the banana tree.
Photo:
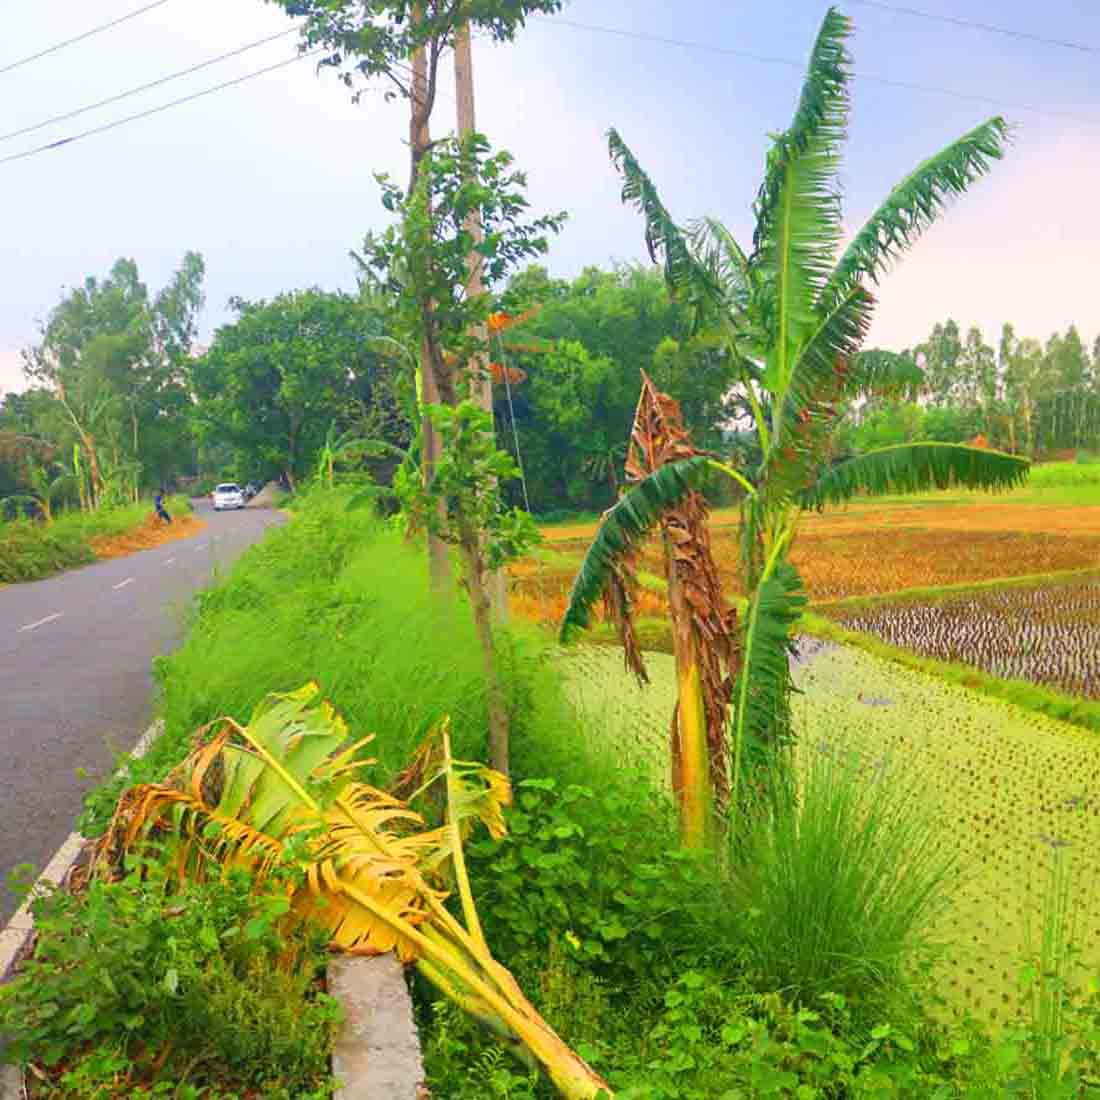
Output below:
[91,684,611,1100]
[315,421,375,490]
[2,460,77,524]
[562,6,1029,840]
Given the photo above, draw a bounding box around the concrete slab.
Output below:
[329,955,425,1100]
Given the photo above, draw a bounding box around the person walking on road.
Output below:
[154,489,172,524]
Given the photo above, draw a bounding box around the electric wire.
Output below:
[0,0,174,76]
[844,0,1096,54]
[534,16,1100,128]
[0,48,324,166]
[0,28,298,143]
[494,328,531,514]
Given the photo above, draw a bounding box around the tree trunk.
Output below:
[411,31,452,595]
[454,21,509,624]
[57,381,103,508]
[457,519,510,775]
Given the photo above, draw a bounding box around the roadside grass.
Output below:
[59,484,1100,1098]
[0,495,193,584]
[78,489,621,837]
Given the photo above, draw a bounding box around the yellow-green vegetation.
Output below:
[563,642,1100,1025]
[793,645,1100,1023]
[0,495,192,583]
[801,610,1100,735]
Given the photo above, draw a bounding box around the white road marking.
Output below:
[163,557,176,566]
[194,543,206,551]
[113,577,135,590]
[18,612,62,633]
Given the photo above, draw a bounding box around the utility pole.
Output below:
[454,18,509,622]
[412,29,452,594]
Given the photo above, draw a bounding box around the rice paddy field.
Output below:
[560,643,1100,1022]
[825,573,1100,699]
[532,461,1100,1022]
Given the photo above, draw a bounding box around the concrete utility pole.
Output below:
[454,19,509,622]
[412,35,452,594]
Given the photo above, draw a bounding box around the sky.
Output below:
[1,0,1098,396]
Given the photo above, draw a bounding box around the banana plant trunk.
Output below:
[664,538,711,848]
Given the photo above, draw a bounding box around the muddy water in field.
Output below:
[832,574,1100,698]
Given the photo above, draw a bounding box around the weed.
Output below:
[0,857,339,1098]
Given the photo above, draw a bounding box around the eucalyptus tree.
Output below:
[562,7,1028,843]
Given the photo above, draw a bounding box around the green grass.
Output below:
[79,489,621,836]
[728,748,952,1019]
[0,495,191,583]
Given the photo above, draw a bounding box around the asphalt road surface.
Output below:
[0,498,283,922]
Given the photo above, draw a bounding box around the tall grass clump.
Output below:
[727,749,951,1017]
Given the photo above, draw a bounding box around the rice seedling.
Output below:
[829,574,1100,698]
[560,643,1100,1024]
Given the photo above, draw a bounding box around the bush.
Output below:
[0,860,339,1099]
[726,750,951,1018]
[0,496,193,583]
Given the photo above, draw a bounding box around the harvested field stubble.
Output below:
[829,574,1100,699]
[515,524,1100,611]
[90,512,207,559]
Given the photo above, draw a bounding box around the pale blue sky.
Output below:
[2,0,1098,394]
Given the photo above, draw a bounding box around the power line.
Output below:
[0,0,174,77]
[535,16,1100,129]
[0,28,297,143]
[0,48,324,166]
[844,0,1096,55]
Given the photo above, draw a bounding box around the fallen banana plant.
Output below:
[91,683,612,1100]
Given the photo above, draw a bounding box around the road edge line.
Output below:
[0,717,165,982]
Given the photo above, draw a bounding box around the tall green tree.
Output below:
[22,255,204,505]
[496,265,738,512]
[360,133,562,774]
[561,7,1027,843]
[192,289,408,487]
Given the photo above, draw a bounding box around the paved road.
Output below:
[0,499,283,921]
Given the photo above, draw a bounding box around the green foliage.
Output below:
[465,779,728,986]
[269,0,564,95]
[192,288,410,488]
[0,859,339,1098]
[362,133,565,374]
[558,457,712,640]
[728,751,951,1018]
[731,552,807,787]
[22,254,205,499]
[799,442,1029,510]
[398,401,541,569]
[0,495,191,583]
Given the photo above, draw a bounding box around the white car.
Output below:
[212,483,246,511]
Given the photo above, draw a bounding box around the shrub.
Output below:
[0,496,192,583]
[0,860,339,1098]
[726,749,951,1018]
